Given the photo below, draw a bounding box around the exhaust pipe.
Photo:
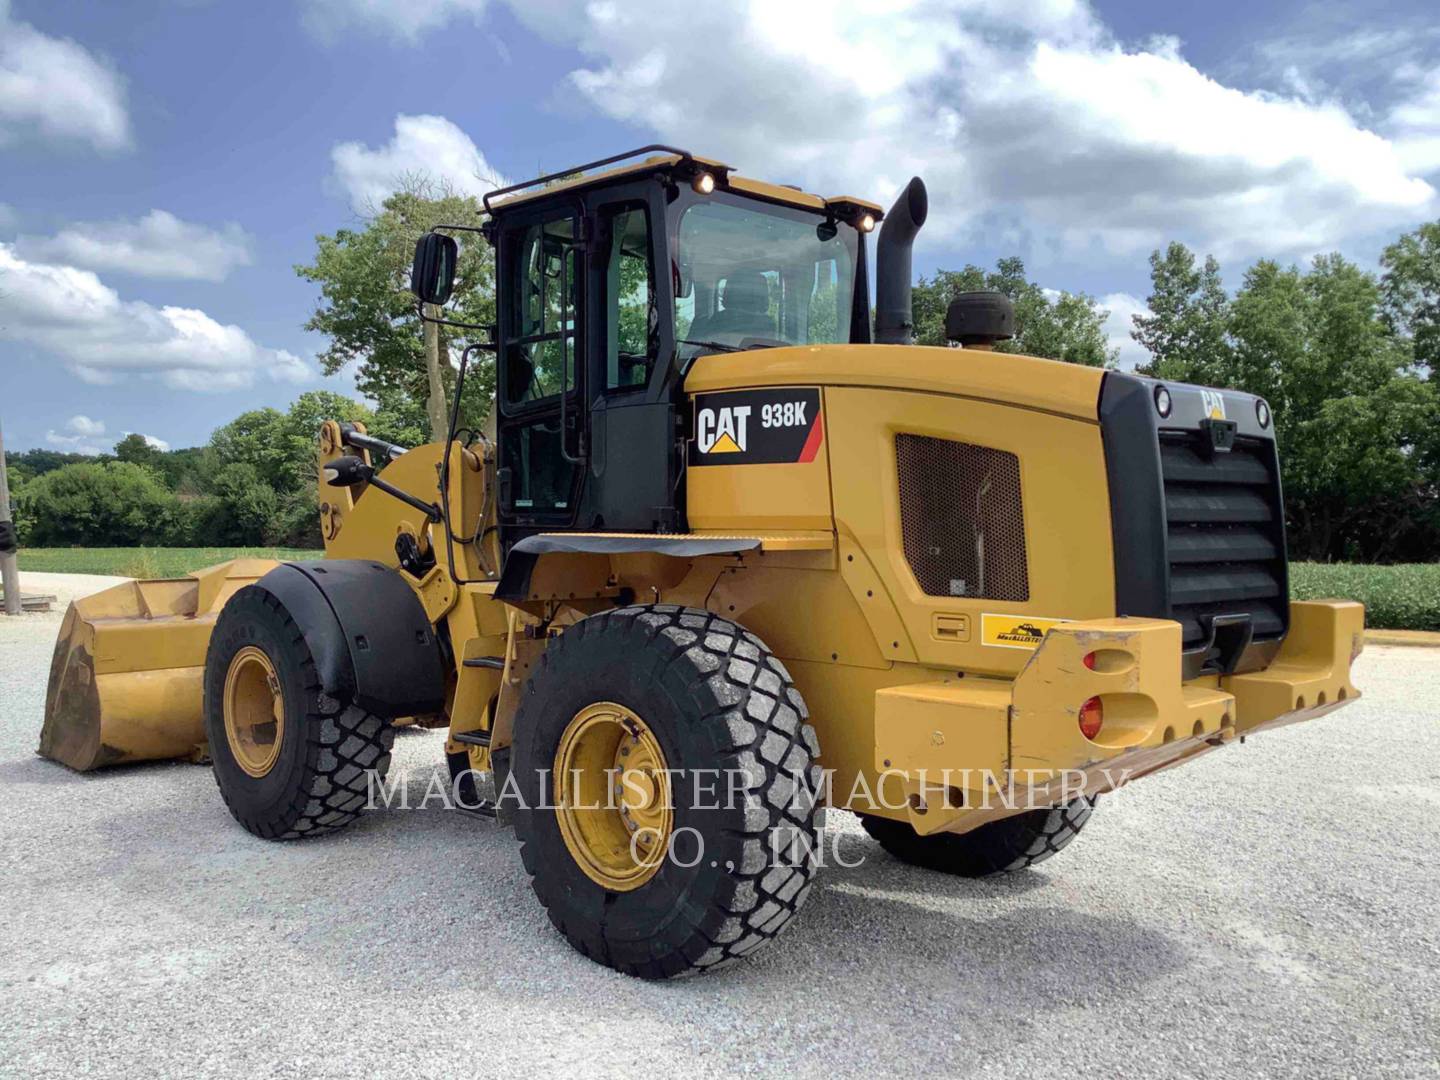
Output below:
[874,176,928,345]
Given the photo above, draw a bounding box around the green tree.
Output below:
[1189,253,1437,561]
[8,449,94,482]
[912,257,1116,366]
[111,435,206,491]
[1131,242,1440,561]
[1131,242,1233,385]
[16,461,179,546]
[296,180,496,441]
[1381,220,1440,375]
[113,433,166,473]
[278,390,375,488]
[208,408,289,488]
[203,390,377,547]
[195,463,279,545]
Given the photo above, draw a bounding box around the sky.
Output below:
[2,0,1438,454]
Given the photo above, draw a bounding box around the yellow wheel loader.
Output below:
[41,146,1365,978]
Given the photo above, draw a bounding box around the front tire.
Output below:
[203,585,395,839]
[511,605,822,978]
[859,797,1094,877]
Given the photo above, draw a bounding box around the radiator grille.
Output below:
[896,434,1028,601]
[1160,433,1287,649]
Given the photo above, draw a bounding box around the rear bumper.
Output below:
[870,600,1363,835]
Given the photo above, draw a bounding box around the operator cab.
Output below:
[411,146,881,543]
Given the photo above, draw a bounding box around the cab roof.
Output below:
[483,145,884,221]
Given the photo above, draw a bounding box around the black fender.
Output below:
[252,560,445,718]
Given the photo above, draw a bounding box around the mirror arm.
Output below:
[415,302,499,339]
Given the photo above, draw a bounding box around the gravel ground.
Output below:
[1,573,1437,1079]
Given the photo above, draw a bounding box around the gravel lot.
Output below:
[2,573,1437,1078]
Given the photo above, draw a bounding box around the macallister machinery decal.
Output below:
[689,387,824,466]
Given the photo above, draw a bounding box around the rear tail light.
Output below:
[1078,696,1104,740]
[1083,651,1096,670]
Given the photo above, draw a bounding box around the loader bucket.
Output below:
[39,559,281,771]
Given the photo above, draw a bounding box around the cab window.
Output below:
[504,218,578,406]
[501,418,573,513]
[603,204,657,391]
[673,199,856,360]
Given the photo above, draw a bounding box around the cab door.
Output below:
[496,211,584,531]
[581,191,682,532]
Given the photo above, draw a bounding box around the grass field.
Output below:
[1290,561,1440,632]
[13,549,1439,630]
[19,547,323,578]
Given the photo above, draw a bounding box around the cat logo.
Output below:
[981,613,1067,649]
[1201,390,1227,420]
[689,388,823,466]
[696,404,751,455]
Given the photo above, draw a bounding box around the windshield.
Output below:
[673,198,857,359]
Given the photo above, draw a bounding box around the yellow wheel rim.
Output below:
[554,702,672,892]
[223,646,286,778]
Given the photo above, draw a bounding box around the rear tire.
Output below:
[859,797,1094,877]
[204,585,395,840]
[511,605,822,979]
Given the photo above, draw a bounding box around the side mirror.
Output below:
[411,233,458,306]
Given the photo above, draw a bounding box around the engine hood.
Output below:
[683,344,1105,422]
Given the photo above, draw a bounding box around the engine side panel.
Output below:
[826,386,1116,677]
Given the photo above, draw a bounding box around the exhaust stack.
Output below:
[874,176,928,344]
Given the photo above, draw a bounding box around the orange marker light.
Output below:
[1078,696,1104,740]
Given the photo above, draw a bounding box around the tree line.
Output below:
[9,182,1439,561]
[1129,231,1439,562]
[910,228,1440,563]
[9,392,390,549]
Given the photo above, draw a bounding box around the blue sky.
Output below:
[2,0,1438,454]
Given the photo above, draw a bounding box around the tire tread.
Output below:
[514,605,822,978]
[859,797,1094,878]
[207,587,394,841]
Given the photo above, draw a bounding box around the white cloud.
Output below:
[0,243,311,391]
[45,417,107,455]
[1098,292,1151,371]
[15,211,254,282]
[0,0,131,151]
[996,41,1434,257]
[312,0,1439,262]
[65,414,105,437]
[300,0,488,42]
[1390,67,1440,176]
[44,430,104,455]
[330,114,506,214]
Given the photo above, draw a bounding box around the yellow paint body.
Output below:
[666,345,1363,832]
[42,348,1363,838]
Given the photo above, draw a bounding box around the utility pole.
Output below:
[0,416,21,615]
